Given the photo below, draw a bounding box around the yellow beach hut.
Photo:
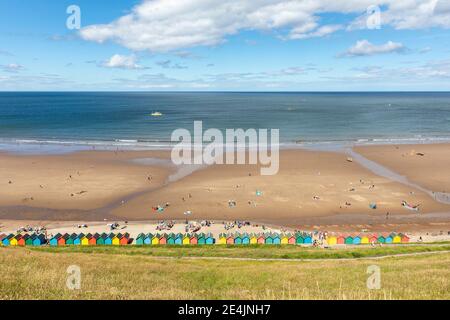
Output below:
[182,234,190,245]
[250,234,258,245]
[393,234,402,244]
[112,235,120,246]
[281,234,289,245]
[218,234,227,245]
[327,236,337,245]
[361,235,370,244]
[152,234,160,245]
[81,234,90,246]
[10,236,18,246]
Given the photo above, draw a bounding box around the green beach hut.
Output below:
[197,233,206,245]
[295,233,304,244]
[344,236,353,245]
[167,233,176,245]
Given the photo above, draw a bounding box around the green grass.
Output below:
[0,246,449,299]
[27,243,450,260]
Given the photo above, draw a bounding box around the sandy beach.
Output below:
[1,144,450,232]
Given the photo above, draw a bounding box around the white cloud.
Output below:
[342,40,406,57]
[1,63,25,72]
[79,0,450,52]
[102,54,143,69]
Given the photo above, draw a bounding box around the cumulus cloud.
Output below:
[102,54,143,69]
[79,0,450,52]
[341,40,406,57]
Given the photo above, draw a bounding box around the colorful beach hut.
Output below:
[337,235,345,245]
[182,234,190,245]
[250,234,258,244]
[265,234,274,245]
[158,234,167,245]
[73,233,83,245]
[10,235,18,246]
[280,234,289,245]
[401,234,410,243]
[151,234,159,245]
[197,233,205,245]
[189,234,198,245]
[257,234,265,244]
[25,234,34,246]
[167,233,175,245]
[327,236,337,246]
[120,233,130,245]
[242,234,250,245]
[17,235,27,246]
[295,233,304,245]
[205,233,215,245]
[344,236,353,245]
[288,234,296,245]
[104,233,114,245]
[234,234,242,245]
[112,234,120,246]
[273,234,281,245]
[89,233,99,245]
[81,234,90,246]
[303,234,312,245]
[15,235,25,246]
[393,234,402,244]
[361,235,370,244]
[58,234,69,246]
[135,233,145,245]
[385,234,393,244]
[226,235,234,245]
[353,236,361,245]
[143,233,152,245]
[218,233,226,245]
[175,233,183,245]
[377,235,386,244]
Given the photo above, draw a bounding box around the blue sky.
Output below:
[1,0,450,91]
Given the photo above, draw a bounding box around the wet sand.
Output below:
[1,145,449,231]
[355,143,450,194]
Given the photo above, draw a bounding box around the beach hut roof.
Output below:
[0,234,6,241]
[52,233,62,239]
[122,232,130,238]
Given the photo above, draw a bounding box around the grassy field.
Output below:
[1,245,449,300]
[27,243,450,259]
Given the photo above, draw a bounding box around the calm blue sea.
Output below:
[1,92,450,153]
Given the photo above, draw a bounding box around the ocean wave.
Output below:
[1,135,450,154]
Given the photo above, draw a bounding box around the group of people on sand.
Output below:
[223,220,251,230]
[17,225,46,234]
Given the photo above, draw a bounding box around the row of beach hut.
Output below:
[0,232,410,247]
[0,233,131,247]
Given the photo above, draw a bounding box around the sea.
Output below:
[1,91,450,154]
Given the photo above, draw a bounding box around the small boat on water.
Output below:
[151,112,163,117]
